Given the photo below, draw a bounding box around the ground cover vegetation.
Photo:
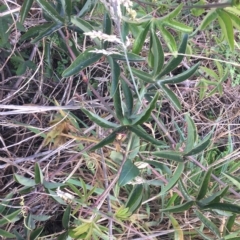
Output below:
[0,0,240,239]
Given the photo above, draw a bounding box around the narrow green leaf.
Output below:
[158,34,188,78]
[132,92,159,125]
[90,126,126,151]
[158,26,177,55]
[199,10,218,30]
[0,192,14,214]
[185,113,197,153]
[0,210,21,226]
[128,125,166,146]
[196,167,212,201]
[125,184,143,213]
[227,10,240,30]
[151,29,164,78]
[161,162,184,194]
[178,179,192,201]
[34,163,44,184]
[166,3,183,19]
[77,0,97,17]
[36,0,64,23]
[21,23,52,41]
[160,84,181,110]
[132,22,150,54]
[200,66,219,80]
[158,62,200,85]
[81,108,119,128]
[31,215,51,221]
[145,160,171,174]
[31,23,62,43]
[0,229,15,238]
[223,172,240,189]
[110,52,145,62]
[62,205,71,229]
[102,13,112,49]
[113,84,124,122]
[217,9,234,51]
[193,227,214,240]
[226,214,236,233]
[43,180,63,189]
[169,214,184,240]
[121,79,133,117]
[184,133,212,156]
[30,227,43,240]
[65,0,72,21]
[131,68,154,83]
[14,174,36,187]
[201,203,240,214]
[199,186,229,205]
[195,210,221,238]
[108,57,120,97]
[119,159,140,186]
[161,201,194,213]
[62,48,102,77]
[152,150,183,162]
[164,19,193,33]
[128,133,140,159]
[20,0,34,23]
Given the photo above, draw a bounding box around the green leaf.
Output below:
[132,22,150,54]
[152,150,183,162]
[199,186,229,205]
[36,0,64,23]
[223,172,240,189]
[81,108,119,128]
[166,3,183,19]
[158,34,188,78]
[158,62,200,85]
[226,214,236,233]
[132,92,159,125]
[161,201,194,213]
[128,125,165,146]
[178,179,192,201]
[14,174,36,187]
[169,214,184,240]
[131,68,154,83]
[125,184,143,213]
[65,0,72,21]
[196,167,212,201]
[119,159,140,186]
[121,79,133,117]
[199,10,218,30]
[90,126,126,151]
[62,205,71,229]
[31,214,51,221]
[227,10,240,30]
[201,203,240,214]
[164,19,193,33]
[20,0,34,23]
[184,133,212,156]
[0,229,15,238]
[110,52,145,62]
[185,113,197,153]
[161,162,184,194]
[217,9,234,51]
[160,85,181,110]
[30,227,43,240]
[34,163,44,184]
[102,13,112,49]
[0,210,21,226]
[151,29,164,78]
[77,0,97,17]
[158,25,177,56]
[113,84,124,122]
[62,48,102,77]
[108,57,120,97]
[43,180,63,189]
[195,210,221,238]
[31,23,62,43]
